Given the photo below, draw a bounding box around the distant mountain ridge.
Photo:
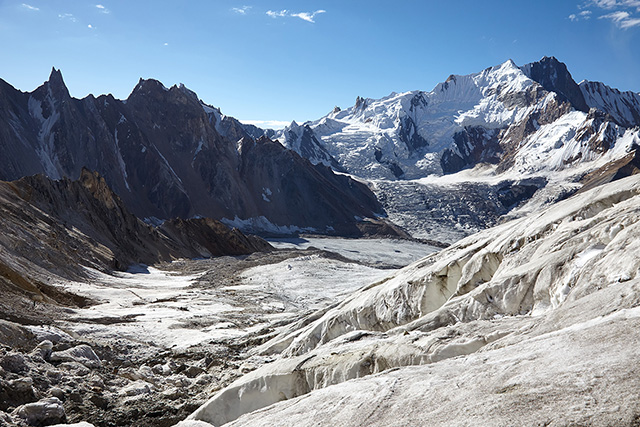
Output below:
[0,70,384,236]
[265,56,640,242]
[2,57,639,242]
[273,56,640,180]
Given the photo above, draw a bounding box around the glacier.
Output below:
[187,173,640,426]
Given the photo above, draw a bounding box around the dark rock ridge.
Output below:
[522,56,640,128]
[440,127,500,174]
[520,56,589,112]
[0,69,383,235]
[0,169,272,319]
[580,80,640,128]
[578,145,640,193]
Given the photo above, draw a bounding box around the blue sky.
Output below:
[1,1,639,127]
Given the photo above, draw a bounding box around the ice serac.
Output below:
[0,71,384,235]
[188,174,640,426]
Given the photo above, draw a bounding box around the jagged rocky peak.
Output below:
[48,67,65,88]
[354,95,367,110]
[129,77,170,98]
[33,67,71,101]
[173,82,199,103]
[520,56,589,112]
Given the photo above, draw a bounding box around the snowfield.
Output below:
[232,254,393,312]
[57,267,242,349]
[187,174,640,426]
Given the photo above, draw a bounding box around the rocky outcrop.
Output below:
[0,170,272,314]
[158,217,273,258]
[280,121,342,170]
[580,79,640,127]
[578,146,640,193]
[440,126,500,173]
[520,56,589,112]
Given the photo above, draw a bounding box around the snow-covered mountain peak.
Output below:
[286,58,555,179]
[271,57,638,191]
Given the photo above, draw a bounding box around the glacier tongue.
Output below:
[186,174,640,426]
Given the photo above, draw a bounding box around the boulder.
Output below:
[13,397,66,426]
[50,345,101,369]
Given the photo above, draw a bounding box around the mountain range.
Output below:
[272,56,640,241]
[0,71,383,236]
[1,56,640,427]
[276,56,640,179]
[2,56,639,243]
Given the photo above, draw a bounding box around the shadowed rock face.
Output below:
[0,169,272,307]
[520,56,589,112]
[0,69,383,234]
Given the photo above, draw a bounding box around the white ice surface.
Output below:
[58,267,239,349]
[187,174,640,427]
[233,254,394,312]
[266,237,438,267]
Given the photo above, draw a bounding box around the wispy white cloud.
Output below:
[602,10,631,21]
[95,4,110,14]
[569,9,592,20]
[266,9,288,18]
[590,0,620,8]
[620,16,640,26]
[291,9,325,23]
[58,13,77,22]
[232,5,252,15]
[600,10,640,26]
[575,0,640,28]
[21,3,39,11]
[266,9,325,23]
[589,0,640,9]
